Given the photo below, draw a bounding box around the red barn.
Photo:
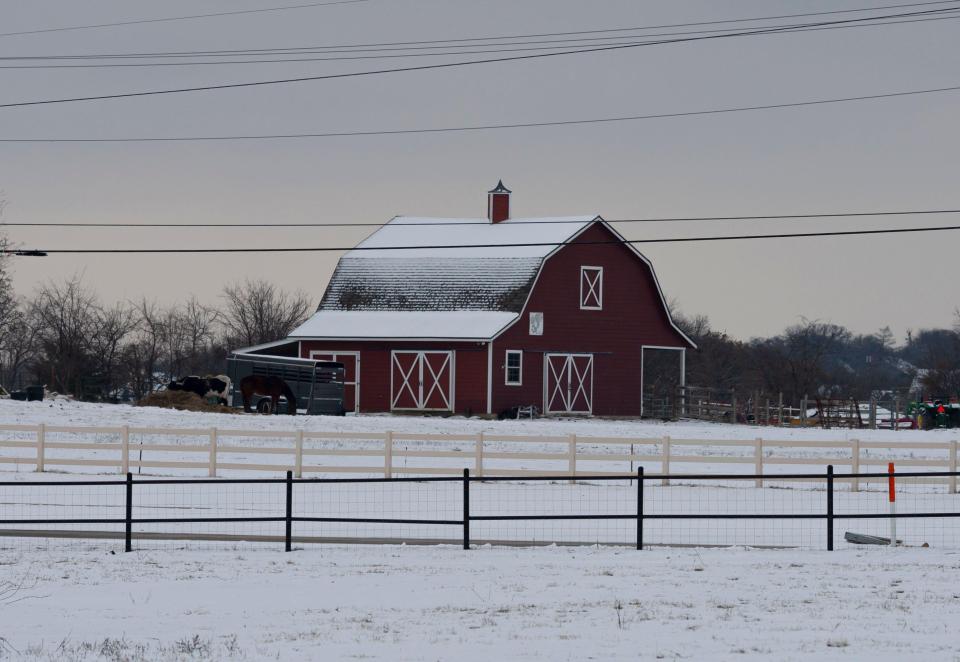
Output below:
[243,183,694,416]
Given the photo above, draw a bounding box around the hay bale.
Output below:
[137,390,237,414]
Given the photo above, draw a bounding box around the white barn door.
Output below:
[543,353,594,414]
[391,351,454,412]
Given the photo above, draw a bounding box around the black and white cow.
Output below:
[167,375,232,406]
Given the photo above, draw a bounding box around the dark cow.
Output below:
[168,375,231,406]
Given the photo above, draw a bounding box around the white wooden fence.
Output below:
[0,423,957,492]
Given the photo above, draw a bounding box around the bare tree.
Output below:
[220,279,310,347]
[120,299,166,399]
[182,297,219,356]
[0,310,38,390]
[913,315,960,398]
[30,277,99,397]
[88,302,137,399]
[0,211,17,352]
[165,296,221,377]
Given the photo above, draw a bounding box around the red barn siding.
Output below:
[294,221,688,417]
[490,223,688,416]
[299,340,488,414]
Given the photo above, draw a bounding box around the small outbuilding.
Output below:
[240,183,694,416]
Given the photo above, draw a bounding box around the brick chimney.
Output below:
[487,180,511,223]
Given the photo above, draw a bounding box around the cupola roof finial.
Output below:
[488,180,511,194]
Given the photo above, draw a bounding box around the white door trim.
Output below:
[543,353,594,415]
[640,345,687,417]
[309,350,361,412]
[390,350,455,412]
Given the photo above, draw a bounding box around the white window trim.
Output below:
[580,266,603,310]
[504,349,523,386]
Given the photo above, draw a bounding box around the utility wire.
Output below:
[1,82,956,143]
[3,14,958,69]
[5,208,960,228]
[11,225,960,255]
[6,0,957,57]
[0,7,952,110]
[6,10,960,61]
[0,1,372,39]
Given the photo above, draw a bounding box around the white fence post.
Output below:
[384,431,393,479]
[208,427,218,478]
[950,440,957,494]
[662,435,671,486]
[475,432,484,477]
[754,437,763,488]
[13,425,958,487]
[294,429,304,478]
[121,425,130,474]
[851,439,860,492]
[36,423,45,472]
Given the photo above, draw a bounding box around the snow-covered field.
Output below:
[2,401,960,659]
[2,398,959,550]
[1,399,958,482]
[1,544,959,660]
[2,397,951,442]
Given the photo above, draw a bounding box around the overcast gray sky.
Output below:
[1,0,958,341]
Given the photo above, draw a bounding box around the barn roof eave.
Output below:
[286,335,498,342]
[489,216,697,350]
[597,219,698,350]
[232,338,301,355]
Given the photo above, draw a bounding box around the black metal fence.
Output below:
[2,468,959,552]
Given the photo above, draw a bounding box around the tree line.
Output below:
[2,240,957,404]
[0,264,310,400]
[670,309,960,405]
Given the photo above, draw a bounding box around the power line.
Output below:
[0,1,372,39]
[3,14,958,69]
[11,225,960,255]
[0,7,952,110]
[6,9,959,61]
[5,208,960,228]
[1,82,957,143]
[7,0,957,58]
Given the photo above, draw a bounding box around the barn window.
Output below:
[505,350,522,385]
[529,312,543,336]
[580,266,603,310]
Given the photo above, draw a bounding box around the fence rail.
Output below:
[0,423,957,493]
[2,468,959,552]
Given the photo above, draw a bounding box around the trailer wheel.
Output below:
[256,399,273,415]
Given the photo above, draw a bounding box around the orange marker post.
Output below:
[888,462,896,546]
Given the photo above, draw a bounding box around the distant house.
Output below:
[239,182,694,416]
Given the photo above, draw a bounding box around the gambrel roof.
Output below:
[289,215,694,345]
[314,216,598,316]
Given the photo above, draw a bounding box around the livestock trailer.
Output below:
[226,353,345,415]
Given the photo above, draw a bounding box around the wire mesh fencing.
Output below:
[1,468,959,553]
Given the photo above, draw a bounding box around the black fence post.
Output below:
[285,470,293,553]
[125,472,133,553]
[637,467,644,550]
[463,468,470,550]
[826,464,834,551]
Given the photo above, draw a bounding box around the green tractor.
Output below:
[908,400,960,430]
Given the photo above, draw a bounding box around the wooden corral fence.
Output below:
[650,386,914,430]
[0,423,957,492]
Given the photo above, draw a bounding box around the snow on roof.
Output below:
[319,256,541,312]
[347,216,600,259]
[288,310,519,340]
